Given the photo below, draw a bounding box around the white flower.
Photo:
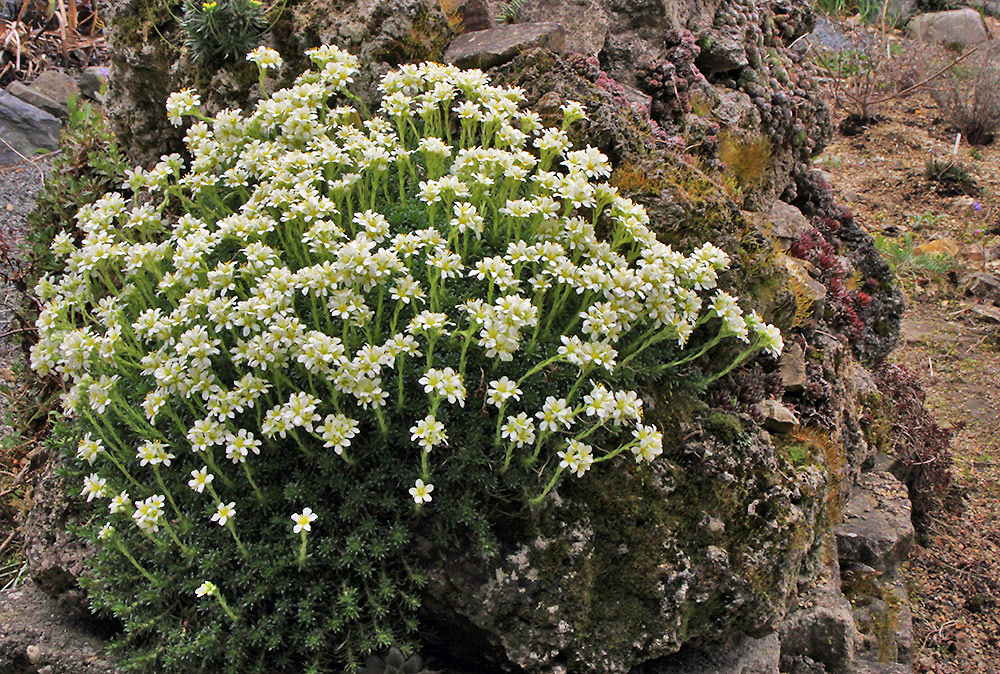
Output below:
[81,473,107,502]
[109,490,131,515]
[486,377,521,408]
[631,424,663,462]
[188,467,215,493]
[558,439,594,477]
[247,46,282,70]
[196,581,217,597]
[536,396,573,432]
[98,523,114,540]
[165,89,201,127]
[410,415,447,452]
[77,433,103,464]
[212,501,236,526]
[501,413,536,448]
[291,507,318,533]
[409,479,434,504]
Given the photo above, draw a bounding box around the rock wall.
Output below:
[14,1,917,673]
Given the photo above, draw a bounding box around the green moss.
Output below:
[706,412,744,444]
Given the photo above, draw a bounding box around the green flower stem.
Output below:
[153,465,190,527]
[226,520,249,558]
[297,530,308,569]
[594,440,636,464]
[241,463,265,504]
[420,449,430,483]
[101,449,143,492]
[202,448,232,488]
[698,342,762,387]
[214,591,238,621]
[529,465,565,505]
[161,519,194,556]
[112,536,157,584]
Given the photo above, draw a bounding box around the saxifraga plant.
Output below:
[181,0,268,63]
[33,47,783,672]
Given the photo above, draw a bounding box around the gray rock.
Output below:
[697,29,749,75]
[444,22,567,69]
[882,0,918,25]
[780,343,807,394]
[79,66,109,102]
[0,582,118,674]
[516,0,609,56]
[780,571,858,673]
[906,9,988,48]
[7,70,80,120]
[767,200,813,243]
[638,633,780,674]
[21,456,93,616]
[0,92,60,165]
[440,0,493,33]
[836,471,914,575]
[961,271,1000,301]
[792,15,857,55]
[846,662,910,674]
[756,400,800,433]
[973,0,1000,17]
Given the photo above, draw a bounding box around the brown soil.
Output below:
[821,88,1000,673]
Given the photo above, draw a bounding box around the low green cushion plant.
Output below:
[33,46,782,672]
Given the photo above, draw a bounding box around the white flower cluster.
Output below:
[34,46,782,551]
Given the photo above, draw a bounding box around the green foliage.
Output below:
[35,49,783,672]
[924,159,977,196]
[495,0,530,24]
[181,0,267,63]
[874,232,956,288]
[814,0,884,23]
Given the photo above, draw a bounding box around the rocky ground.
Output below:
[820,85,1000,674]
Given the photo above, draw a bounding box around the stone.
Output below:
[973,0,1000,17]
[792,15,856,56]
[780,343,807,393]
[906,9,988,48]
[780,572,857,673]
[697,29,749,75]
[836,471,914,574]
[756,400,799,433]
[21,456,93,616]
[516,0,609,56]
[767,201,812,241]
[846,662,910,674]
[6,70,80,120]
[970,303,1000,324]
[439,0,493,33]
[443,22,567,70]
[0,92,60,165]
[639,632,780,673]
[961,271,1000,301]
[0,582,118,674]
[780,256,827,305]
[79,66,109,102]
[882,0,918,25]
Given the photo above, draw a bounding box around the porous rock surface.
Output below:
[21,1,918,672]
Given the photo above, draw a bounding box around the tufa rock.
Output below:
[835,471,914,575]
[765,200,813,244]
[779,343,807,394]
[0,582,119,674]
[635,633,780,673]
[906,9,988,48]
[696,28,749,75]
[756,400,800,433]
[21,456,93,616]
[0,92,60,165]
[438,0,493,33]
[780,547,858,674]
[516,0,610,56]
[443,22,567,69]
